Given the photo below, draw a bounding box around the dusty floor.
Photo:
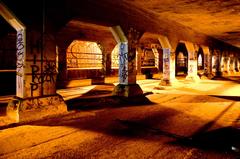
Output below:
[1,75,240,158]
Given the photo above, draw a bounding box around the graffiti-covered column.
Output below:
[158,35,177,85]
[229,53,235,74]
[212,49,222,77]
[202,46,213,79]
[236,57,240,73]
[8,30,67,122]
[184,41,200,82]
[221,52,230,75]
[16,29,26,98]
[220,52,224,73]
[152,46,160,72]
[111,26,143,97]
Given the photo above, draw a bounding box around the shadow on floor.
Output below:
[171,126,240,154]
[66,94,154,111]
[209,95,240,101]
[64,84,154,111]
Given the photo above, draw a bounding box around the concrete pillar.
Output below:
[0,4,67,122]
[220,51,230,75]
[213,49,222,77]
[202,46,213,79]
[229,53,235,74]
[220,53,224,73]
[136,47,143,75]
[152,47,159,72]
[184,41,200,82]
[223,56,230,75]
[234,54,239,72]
[8,30,67,123]
[158,35,177,86]
[237,58,240,73]
[111,26,143,97]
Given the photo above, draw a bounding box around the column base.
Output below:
[185,75,200,82]
[160,78,178,86]
[7,94,67,123]
[112,84,143,97]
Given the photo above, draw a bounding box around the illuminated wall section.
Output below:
[142,49,155,67]
[66,40,102,69]
[111,44,119,69]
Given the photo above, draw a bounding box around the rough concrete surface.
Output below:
[1,76,240,158]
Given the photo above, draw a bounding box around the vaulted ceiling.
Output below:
[127,0,240,48]
[1,0,240,49]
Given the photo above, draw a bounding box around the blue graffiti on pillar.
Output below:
[119,43,128,83]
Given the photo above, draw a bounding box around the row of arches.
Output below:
[0,36,206,96]
[175,43,204,76]
[64,40,205,80]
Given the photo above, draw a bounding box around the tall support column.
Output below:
[158,35,177,86]
[202,46,213,79]
[184,41,200,82]
[0,3,67,122]
[237,58,240,73]
[213,49,222,77]
[136,47,143,75]
[229,53,235,74]
[152,46,160,72]
[234,53,239,72]
[16,29,26,98]
[111,26,143,97]
[226,57,230,74]
[223,56,230,75]
[8,30,67,122]
[220,53,225,73]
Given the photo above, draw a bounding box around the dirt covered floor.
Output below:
[1,76,240,158]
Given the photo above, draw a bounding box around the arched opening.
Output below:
[175,43,188,76]
[66,40,103,80]
[111,44,120,76]
[197,47,204,72]
[142,48,155,67]
[141,48,158,79]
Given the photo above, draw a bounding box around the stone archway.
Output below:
[197,47,204,71]
[175,43,188,76]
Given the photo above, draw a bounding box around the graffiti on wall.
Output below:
[16,29,25,97]
[127,28,139,75]
[30,56,57,97]
[66,40,102,69]
[119,42,128,83]
[142,49,155,67]
[163,48,170,80]
[22,95,64,110]
[152,48,159,68]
